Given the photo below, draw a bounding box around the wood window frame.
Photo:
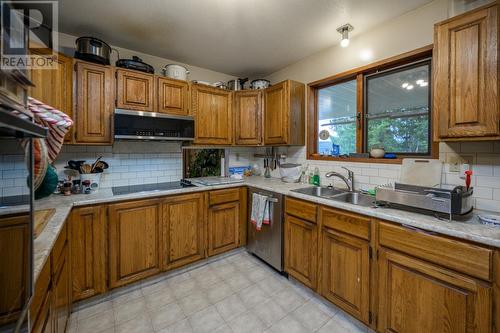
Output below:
[307,44,438,164]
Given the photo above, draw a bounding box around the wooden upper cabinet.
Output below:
[0,214,29,325]
[108,199,161,288]
[264,80,305,145]
[70,205,107,301]
[284,214,317,289]
[116,69,155,111]
[320,228,370,324]
[433,4,499,140]
[234,90,263,145]
[378,248,492,333]
[192,84,233,145]
[161,193,205,270]
[74,60,114,144]
[157,77,190,116]
[29,51,73,142]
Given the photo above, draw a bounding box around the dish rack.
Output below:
[375,182,474,221]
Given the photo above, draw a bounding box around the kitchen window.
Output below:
[308,46,436,162]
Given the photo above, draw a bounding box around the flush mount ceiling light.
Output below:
[337,23,354,48]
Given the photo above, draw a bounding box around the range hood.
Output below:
[114,109,194,141]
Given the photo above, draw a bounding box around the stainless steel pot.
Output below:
[251,79,270,90]
[227,78,248,91]
[75,37,111,65]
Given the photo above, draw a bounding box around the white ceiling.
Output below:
[56,0,433,77]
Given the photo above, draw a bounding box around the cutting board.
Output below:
[34,208,55,238]
[400,158,443,187]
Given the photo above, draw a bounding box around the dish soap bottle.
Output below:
[312,167,320,186]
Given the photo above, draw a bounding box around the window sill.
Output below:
[308,154,404,164]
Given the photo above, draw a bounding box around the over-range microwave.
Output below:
[114,109,195,141]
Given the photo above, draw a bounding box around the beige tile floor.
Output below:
[68,250,371,333]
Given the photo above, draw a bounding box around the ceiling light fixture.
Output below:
[337,24,354,48]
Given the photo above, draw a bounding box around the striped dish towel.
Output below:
[28,97,73,163]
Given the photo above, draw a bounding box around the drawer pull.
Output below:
[401,224,437,236]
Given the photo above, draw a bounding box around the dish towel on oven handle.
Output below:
[28,97,73,163]
[251,193,270,231]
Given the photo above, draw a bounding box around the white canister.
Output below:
[80,173,102,192]
[162,64,190,81]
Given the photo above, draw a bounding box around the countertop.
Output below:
[27,176,500,282]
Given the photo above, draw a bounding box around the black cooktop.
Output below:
[112,180,195,196]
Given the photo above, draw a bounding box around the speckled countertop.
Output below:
[29,176,500,282]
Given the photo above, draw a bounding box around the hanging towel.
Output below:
[28,97,73,163]
[251,193,271,231]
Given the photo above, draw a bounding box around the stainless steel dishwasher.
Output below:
[247,187,284,272]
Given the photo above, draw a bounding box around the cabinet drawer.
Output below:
[321,207,370,240]
[285,197,317,223]
[30,259,51,323]
[52,223,67,266]
[209,188,240,206]
[379,221,492,281]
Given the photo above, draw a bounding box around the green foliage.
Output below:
[329,123,356,155]
[367,116,429,153]
[188,149,221,177]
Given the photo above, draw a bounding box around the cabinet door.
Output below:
[0,214,29,325]
[29,51,73,142]
[162,193,205,270]
[208,202,239,256]
[234,90,262,145]
[320,228,369,323]
[70,206,107,301]
[264,81,288,145]
[31,290,52,333]
[284,214,317,289]
[157,77,189,115]
[53,245,70,333]
[192,84,233,145]
[116,69,155,111]
[108,199,161,288]
[378,248,492,333]
[74,61,113,144]
[434,5,499,139]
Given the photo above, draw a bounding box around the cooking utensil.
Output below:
[465,170,472,190]
[116,56,154,74]
[80,163,92,174]
[250,79,270,90]
[74,37,111,65]
[91,156,103,173]
[163,64,190,80]
[400,158,442,187]
[213,81,228,89]
[67,160,85,170]
[227,78,248,91]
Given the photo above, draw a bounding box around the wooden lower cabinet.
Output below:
[320,227,370,324]
[378,248,492,333]
[52,245,70,333]
[108,199,161,288]
[284,214,317,289]
[31,289,52,333]
[70,206,107,301]
[208,191,240,256]
[0,214,30,325]
[161,193,205,270]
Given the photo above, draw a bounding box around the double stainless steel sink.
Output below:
[291,186,376,207]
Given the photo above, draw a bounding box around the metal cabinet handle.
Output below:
[401,224,437,236]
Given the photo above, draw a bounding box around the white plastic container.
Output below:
[80,173,102,192]
[279,163,302,183]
